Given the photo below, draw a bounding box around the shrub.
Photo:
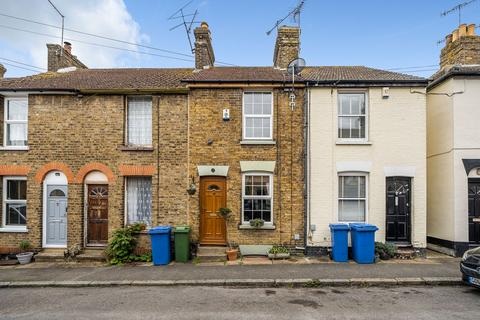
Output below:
[19,240,31,251]
[375,242,396,260]
[269,245,290,254]
[106,223,151,265]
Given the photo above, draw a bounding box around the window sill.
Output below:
[0,227,28,233]
[238,224,276,230]
[336,140,372,145]
[0,146,29,151]
[240,140,276,145]
[119,146,154,152]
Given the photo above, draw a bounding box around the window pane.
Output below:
[253,93,262,105]
[350,116,360,138]
[350,95,360,114]
[339,95,349,115]
[126,177,152,225]
[7,123,28,146]
[262,93,272,105]
[244,93,272,139]
[6,203,27,225]
[359,177,366,197]
[244,93,253,104]
[339,200,365,222]
[128,97,152,145]
[7,180,27,200]
[7,99,28,120]
[338,117,350,139]
[253,102,262,114]
[244,103,253,114]
[342,176,359,198]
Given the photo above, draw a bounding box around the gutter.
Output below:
[307,80,428,88]
[427,70,480,91]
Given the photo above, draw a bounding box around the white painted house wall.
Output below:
[308,87,427,249]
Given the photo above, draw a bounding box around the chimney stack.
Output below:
[0,63,6,78]
[194,22,215,69]
[440,23,480,69]
[273,26,300,69]
[47,42,88,72]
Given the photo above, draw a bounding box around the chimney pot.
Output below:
[445,34,453,45]
[467,24,476,36]
[200,22,209,29]
[452,29,459,42]
[0,63,6,78]
[194,22,215,69]
[458,24,467,38]
[63,41,72,55]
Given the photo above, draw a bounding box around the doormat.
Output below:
[239,245,273,257]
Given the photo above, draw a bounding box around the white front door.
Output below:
[46,185,68,247]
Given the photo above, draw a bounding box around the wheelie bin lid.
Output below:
[148,226,172,234]
[174,225,190,233]
[350,224,378,232]
[329,223,350,231]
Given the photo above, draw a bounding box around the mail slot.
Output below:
[473,218,480,222]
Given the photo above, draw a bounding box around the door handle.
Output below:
[50,219,61,222]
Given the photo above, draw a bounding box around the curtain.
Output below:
[128,97,152,146]
[127,177,152,225]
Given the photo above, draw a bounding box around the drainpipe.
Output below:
[303,84,310,254]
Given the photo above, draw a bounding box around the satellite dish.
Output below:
[287,58,306,75]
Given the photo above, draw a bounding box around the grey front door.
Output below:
[46,185,68,246]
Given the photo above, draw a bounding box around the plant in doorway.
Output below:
[16,240,34,264]
[375,242,396,260]
[106,223,152,265]
[218,207,232,219]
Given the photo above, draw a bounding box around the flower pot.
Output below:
[268,253,290,260]
[16,252,34,265]
[226,249,238,261]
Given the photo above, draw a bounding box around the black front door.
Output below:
[468,179,480,245]
[386,177,411,243]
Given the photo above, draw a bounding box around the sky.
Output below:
[0,0,478,78]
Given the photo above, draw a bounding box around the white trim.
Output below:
[242,91,273,141]
[337,172,369,223]
[337,91,368,142]
[336,161,372,173]
[241,172,274,225]
[84,171,108,184]
[42,171,68,248]
[240,161,276,173]
[384,166,416,177]
[3,97,28,149]
[197,165,229,177]
[2,176,27,230]
[0,91,76,97]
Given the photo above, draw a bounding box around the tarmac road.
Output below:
[1,285,479,320]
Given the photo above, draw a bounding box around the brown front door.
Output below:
[199,177,227,245]
[87,184,109,246]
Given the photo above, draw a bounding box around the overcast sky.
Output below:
[0,0,478,78]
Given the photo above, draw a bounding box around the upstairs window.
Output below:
[127,96,152,146]
[2,177,27,229]
[243,92,273,140]
[4,98,28,147]
[338,93,367,140]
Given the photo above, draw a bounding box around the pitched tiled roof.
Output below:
[183,67,293,82]
[300,66,426,83]
[0,68,193,91]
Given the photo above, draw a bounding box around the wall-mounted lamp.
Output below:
[186,176,196,195]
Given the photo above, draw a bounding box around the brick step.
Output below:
[34,250,65,262]
[395,247,416,260]
[196,246,227,262]
[76,248,107,262]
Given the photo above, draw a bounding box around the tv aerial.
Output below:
[441,0,477,26]
[168,0,201,53]
[287,58,306,110]
[266,0,305,36]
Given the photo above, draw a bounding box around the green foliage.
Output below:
[303,279,321,288]
[269,245,290,254]
[375,242,396,260]
[19,240,31,251]
[106,224,151,265]
[249,218,265,228]
[219,207,232,218]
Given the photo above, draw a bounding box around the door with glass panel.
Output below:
[199,177,226,245]
[386,177,411,243]
[468,179,480,245]
[87,184,108,246]
[46,185,68,246]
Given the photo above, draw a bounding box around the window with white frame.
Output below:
[242,173,273,223]
[243,92,273,140]
[127,96,152,146]
[126,177,152,225]
[338,93,367,140]
[2,177,27,228]
[4,98,28,147]
[338,174,366,222]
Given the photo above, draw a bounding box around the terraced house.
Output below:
[0,23,305,257]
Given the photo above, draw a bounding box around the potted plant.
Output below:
[268,245,290,259]
[226,241,238,261]
[219,207,232,219]
[249,218,265,228]
[16,240,34,265]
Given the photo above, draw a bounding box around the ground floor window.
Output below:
[242,173,273,224]
[338,174,366,222]
[126,177,152,225]
[2,176,27,228]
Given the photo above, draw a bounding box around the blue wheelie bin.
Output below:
[148,226,172,265]
[349,223,378,264]
[329,224,350,262]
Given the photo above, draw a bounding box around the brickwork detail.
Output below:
[75,162,116,184]
[440,24,480,69]
[118,165,156,176]
[34,162,74,183]
[47,44,87,72]
[0,165,31,176]
[273,26,300,69]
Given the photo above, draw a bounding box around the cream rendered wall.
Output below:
[308,87,427,248]
[426,79,455,242]
[427,78,480,243]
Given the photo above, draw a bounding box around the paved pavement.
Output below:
[1,285,479,319]
[0,256,461,284]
